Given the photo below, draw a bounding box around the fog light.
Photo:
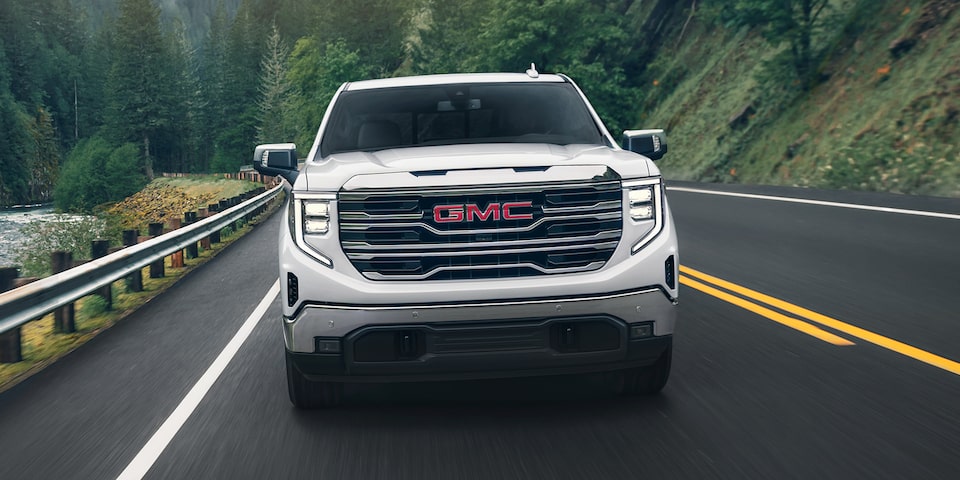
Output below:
[315,338,342,354]
[630,323,653,339]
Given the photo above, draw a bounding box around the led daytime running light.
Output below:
[628,186,655,221]
[302,200,330,234]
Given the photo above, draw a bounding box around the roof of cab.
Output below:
[343,73,568,91]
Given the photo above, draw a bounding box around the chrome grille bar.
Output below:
[339,180,622,280]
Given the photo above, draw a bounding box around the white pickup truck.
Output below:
[254,68,678,407]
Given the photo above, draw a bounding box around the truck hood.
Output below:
[294,143,659,192]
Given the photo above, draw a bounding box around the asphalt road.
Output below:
[1,181,959,479]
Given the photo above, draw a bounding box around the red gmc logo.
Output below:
[433,202,534,223]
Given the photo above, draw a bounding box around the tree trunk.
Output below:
[143,134,155,180]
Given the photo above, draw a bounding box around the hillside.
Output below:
[642,0,960,197]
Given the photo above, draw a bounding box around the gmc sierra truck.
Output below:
[254,68,678,408]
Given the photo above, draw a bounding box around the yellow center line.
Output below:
[679,276,854,346]
[681,265,960,376]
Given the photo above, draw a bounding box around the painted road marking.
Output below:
[667,187,960,221]
[680,275,854,346]
[116,279,280,480]
[682,265,960,376]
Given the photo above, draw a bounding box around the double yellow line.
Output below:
[680,265,960,376]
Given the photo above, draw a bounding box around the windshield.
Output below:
[319,82,605,157]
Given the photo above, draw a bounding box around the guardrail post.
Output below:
[0,267,22,363]
[184,212,199,259]
[122,229,143,292]
[208,204,221,244]
[198,208,211,250]
[91,240,112,310]
[219,199,232,232]
[168,218,184,268]
[52,251,76,333]
[148,223,165,278]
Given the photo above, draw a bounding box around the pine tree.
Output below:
[196,0,231,172]
[411,0,489,74]
[104,0,171,179]
[0,39,32,206]
[256,24,294,144]
[26,106,61,202]
[310,0,414,77]
[163,19,199,173]
[211,0,265,173]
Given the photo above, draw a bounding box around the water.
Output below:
[0,205,60,269]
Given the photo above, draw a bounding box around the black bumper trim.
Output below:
[289,335,672,383]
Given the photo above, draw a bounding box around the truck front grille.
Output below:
[339,180,622,280]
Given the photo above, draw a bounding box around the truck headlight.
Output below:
[302,200,330,235]
[628,186,655,221]
[290,193,335,268]
[624,179,664,254]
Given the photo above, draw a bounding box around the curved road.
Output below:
[1,181,959,479]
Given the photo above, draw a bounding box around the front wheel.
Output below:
[618,345,672,395]
[286,351,343,408]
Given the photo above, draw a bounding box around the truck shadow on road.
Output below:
[290,373,675,430]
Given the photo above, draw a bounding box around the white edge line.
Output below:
[116,279,281,480]
[667,187,960,220]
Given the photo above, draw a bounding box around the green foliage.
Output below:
[26,107,61,202]
[713,0,831,86]
[14,214,109,277]
[817,135,955,195]
[103,0,171,179]
[0,89,32,206]
[287,38,373,149]
[309,0,413,77]
[256,24,296,144]
[54,136,147,212]
[470,0,644,133]
[79,295,110,319]
[411,0,488,75]
[224,0,264,158]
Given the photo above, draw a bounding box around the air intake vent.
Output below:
[286,272,299,307]
[664,255,676,289]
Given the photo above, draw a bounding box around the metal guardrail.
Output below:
[0,183,283,336]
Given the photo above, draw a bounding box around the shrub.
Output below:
[14,215,109,277]
[54,136,147,213]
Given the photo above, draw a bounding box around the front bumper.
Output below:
[283,287,676,382]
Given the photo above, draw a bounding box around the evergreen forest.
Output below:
[1,0,957,210]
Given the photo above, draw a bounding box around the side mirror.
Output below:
[622,129,668,161]
[253,143,299,184]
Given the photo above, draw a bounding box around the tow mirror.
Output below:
[622,129,668,161]
[253,143,299,184]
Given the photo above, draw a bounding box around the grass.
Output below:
[645,0,960,197]
[0,187,284,393]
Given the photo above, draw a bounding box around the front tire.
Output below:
[286,351,343,408]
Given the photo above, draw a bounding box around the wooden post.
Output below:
[52,251,75,333]
[0,267,22,363]
[198,208,211,250]
[148,223,165,278]
[184,212,198,259]
[91,240,112,310]
[208,204,221,244]
[169,218,184,268]
[123,230,142,292]
[227,197,240,230]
